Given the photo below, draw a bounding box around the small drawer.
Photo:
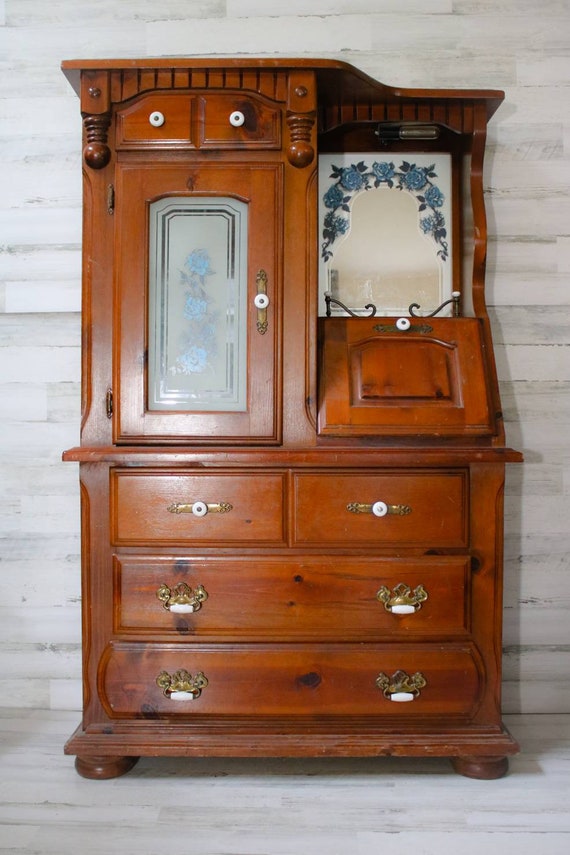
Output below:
[200,94,281,149]
[114,555,470,639]
[100,642,482,719]
[293,471,468,547]
[115,94,196,148]
[110,469,287,546]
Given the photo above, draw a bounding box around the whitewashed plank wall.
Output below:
[0,0,568,714]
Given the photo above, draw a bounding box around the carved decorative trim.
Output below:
[82,112,111,169]
[286,111,316,168]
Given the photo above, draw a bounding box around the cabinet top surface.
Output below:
[61,57,504,118]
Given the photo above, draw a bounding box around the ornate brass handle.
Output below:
[347,501,412,517]
[156,669,208,701]
[157,582,208,614]
[254,269,269,334]
[376,670,426,702]
[167,501,233,517]
[377,583,428,615]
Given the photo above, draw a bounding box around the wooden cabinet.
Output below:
[62,58,521,780]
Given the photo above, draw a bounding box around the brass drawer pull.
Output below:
[347,501,412,517]
[376,670,427,702]
[167,501,233,517]
[156,669,208,701]
[255,269,269,334]
[157,582,208,614]
[377,583,428,615]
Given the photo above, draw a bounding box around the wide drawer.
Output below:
[293,471,468,547]
[114,555,470,639]
[100,643,482,719]
[111,470,287,546]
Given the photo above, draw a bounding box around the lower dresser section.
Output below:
[66,459,520,779]
[99,642,483,719]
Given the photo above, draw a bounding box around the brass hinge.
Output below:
[107,183,115,214]
[105,388,113,419]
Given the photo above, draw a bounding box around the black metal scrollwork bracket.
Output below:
[324,292,377,318]
[409,291,461,318]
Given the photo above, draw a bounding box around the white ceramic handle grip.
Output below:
[389,692,415,702]
[169,691,199,701]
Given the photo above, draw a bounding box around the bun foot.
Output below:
[75,755,139,779]
[451,755,509,780]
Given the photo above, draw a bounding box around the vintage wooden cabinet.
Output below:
[61,58,522,779]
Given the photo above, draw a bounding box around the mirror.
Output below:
[318,153,453,316]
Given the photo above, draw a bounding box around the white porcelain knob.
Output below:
[229,110,245,127]
[396,317,411,331]
[254,293,269,309]
[191,501,208,517]
[169,691,198,701]
[149,111,165,127]
[168,604,196,614]
[372,501,388,517]
[390,692,415,702]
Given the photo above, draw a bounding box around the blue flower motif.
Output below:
[372,161,396,182]
[401,167,428,191]
[420,215,437,235]
[183,295,208,321]
[185,249,212,278]
[424,185,444,208]
[323,184,345,209]
[177,345,208,374]
[324,211,349,237]
[339,166,365,191]
[321,160,448,262]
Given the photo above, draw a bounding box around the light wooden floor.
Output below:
[0,711,568,855]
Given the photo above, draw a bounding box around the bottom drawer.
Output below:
[99,643,482,719]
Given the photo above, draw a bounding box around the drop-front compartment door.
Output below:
[318,317,494,437]
[114,163,281,444]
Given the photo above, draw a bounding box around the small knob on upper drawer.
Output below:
[149,111,165,127]
[229,110,245,127]
[191,501,208,517]
[372,501,388,517]
[396,317,411,331]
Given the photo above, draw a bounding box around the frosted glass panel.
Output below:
[319,153,452,316]
[148,197,248,411]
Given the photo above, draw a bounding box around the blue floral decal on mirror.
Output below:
[173,249,218,375]
[322,160,449,263]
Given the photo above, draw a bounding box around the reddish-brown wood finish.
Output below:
[62,58,520,780]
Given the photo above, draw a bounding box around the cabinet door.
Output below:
[114,163,281,444]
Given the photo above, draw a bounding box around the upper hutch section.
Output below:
[62,58,506,449]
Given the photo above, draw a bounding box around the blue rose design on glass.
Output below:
[176,345,208,374]
[185,248,212,278]
[321,159,448,262]
[172,248,218,375]
[184,295,208,321]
